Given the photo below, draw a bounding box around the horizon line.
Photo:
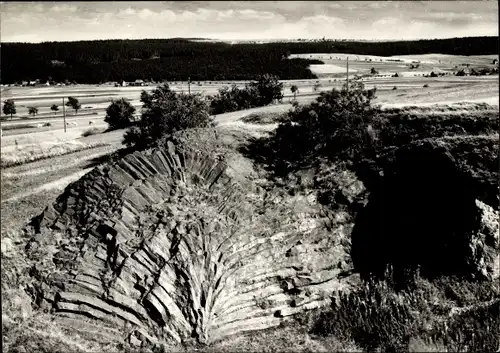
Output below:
[2,35,498,45]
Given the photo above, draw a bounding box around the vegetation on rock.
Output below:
[123,83,214,149]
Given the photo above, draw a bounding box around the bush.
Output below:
[209,74,283,115]
[423,84,429,88]
[81,128,101,137]
[104,98,136,130]
[241,112,288,124]
[311,277,500,353]
[268,81,380,173]
[123,83,214,149]
[249,74,284,105]
[312,280,421,352]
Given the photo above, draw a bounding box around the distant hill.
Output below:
[1,36,497,84]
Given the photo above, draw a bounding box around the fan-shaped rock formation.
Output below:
[23,133,359,347]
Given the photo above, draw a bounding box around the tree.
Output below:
[50,104,59,115]
[248,74,283,106]
[66,97,81,115]
[28,107,38,117]
[270,81,381,173]
[3,99,16,120]
[371,67,379,75]
[123,83,214,149]
[290,85,299,100]
[104,98,136,130]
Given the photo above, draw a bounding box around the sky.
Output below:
[1,1,498,43]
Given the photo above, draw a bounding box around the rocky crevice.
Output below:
[352,136,499,283]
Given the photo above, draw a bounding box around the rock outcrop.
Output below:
[352,135,499,282]
[23,132,358,347]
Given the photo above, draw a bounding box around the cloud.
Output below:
[137,8,156,20]
[303,15,345,26]
[0,1,497,43]
[119,7,136,16]
[50,4,78,13]
[238,9,278,20]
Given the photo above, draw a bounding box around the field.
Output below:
[1,52,499,353]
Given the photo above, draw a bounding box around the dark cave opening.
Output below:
[351,144,481,284]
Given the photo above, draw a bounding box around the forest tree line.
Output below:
[1,36,497,84]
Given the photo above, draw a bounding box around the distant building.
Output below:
[130,79,145,86]
[51,60,65,67]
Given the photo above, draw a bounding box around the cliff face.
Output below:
[23,131,360,347]
[20,126,498,349]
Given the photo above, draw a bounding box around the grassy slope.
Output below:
[1,129,125,236]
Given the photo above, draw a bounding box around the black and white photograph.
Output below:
[1,1,499,352]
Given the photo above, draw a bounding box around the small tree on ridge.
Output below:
[104,98,136,130]
[66,97,81,115]
[50,104,59,116]
[28,107,38,117]
[290,85,299,100]
[3,99,16,120]
[123,83,214,149]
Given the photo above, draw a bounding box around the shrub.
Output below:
[423,84,429,88]
[249,74,284,105]
[123,83,213,149]
[311,276,500,353]
[104,98,136,130]
[209,85,249,115]
[268,81,381,173]
[81,127,101,137]
[209,74,283,115]
[241,112,288,124]
[28,107,38,117]
[311,280,422,352]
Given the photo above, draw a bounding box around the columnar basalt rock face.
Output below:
[24,139,358,346]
